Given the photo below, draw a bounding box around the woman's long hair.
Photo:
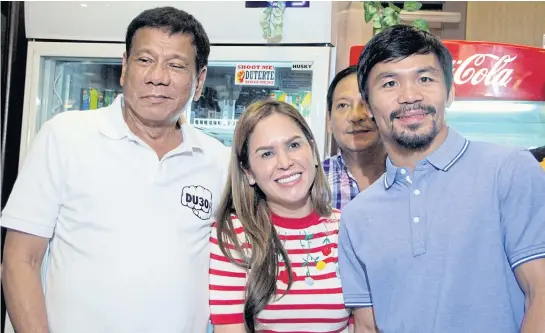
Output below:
[215,100,332,332]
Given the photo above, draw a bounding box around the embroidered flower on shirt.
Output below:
[316,260,327,271]
[278,269,296,285]
[300,231,320,278]
[321,218,333,256]
[305,276,314,286]
[277,232,297,285]
[322,244,332,256]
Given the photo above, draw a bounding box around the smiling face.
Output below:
[120,27,207,126]
[366,53,454,150]
[244,112,317,215]
[328,73,381,153]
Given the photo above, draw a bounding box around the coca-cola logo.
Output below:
[452,54,517,87]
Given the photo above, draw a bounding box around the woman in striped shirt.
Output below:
[209,100,352,333]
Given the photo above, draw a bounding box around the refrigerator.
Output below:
[349,40,545,149]
[19,42,332,163]
[16,1,338,166]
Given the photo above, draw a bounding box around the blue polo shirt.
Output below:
[338,127,545,333]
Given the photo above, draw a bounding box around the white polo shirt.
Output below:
[1,96,230,333]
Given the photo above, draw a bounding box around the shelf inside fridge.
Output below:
[193,118,238,129]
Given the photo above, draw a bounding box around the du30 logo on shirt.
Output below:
[181,185,212,220]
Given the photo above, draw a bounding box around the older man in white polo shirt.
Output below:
[1,7,229,333]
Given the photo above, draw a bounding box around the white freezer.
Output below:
[20,41,334,167]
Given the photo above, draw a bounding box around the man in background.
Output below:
[2,7,228,333]
[323,65,386,210]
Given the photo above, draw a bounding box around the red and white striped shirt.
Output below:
[209,209,351,333]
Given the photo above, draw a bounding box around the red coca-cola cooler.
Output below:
[349,41,545,148]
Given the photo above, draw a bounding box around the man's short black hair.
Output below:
[357,25,453,104]
[327,65,358,114]
[125,6,210,72]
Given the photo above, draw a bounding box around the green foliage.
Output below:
[260,1,287,43]
[363,1,430,34]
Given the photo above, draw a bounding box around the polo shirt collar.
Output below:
[97,94,203,152]
[426,127,470,171]
[384,158,399,189]
[384,127,470,189]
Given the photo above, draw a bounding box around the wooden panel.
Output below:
[333,1,374,74]
[400,10,461,23]
[441,1,467,40]
[466,1,545,47]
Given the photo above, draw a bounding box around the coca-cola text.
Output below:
[451,54,516,87]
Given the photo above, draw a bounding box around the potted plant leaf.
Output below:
[363,1,430,35]
[260,1,287,43]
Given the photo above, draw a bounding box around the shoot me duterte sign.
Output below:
[349,41,545,101]
[235,63,276,86]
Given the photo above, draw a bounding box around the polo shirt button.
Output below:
[400,169,407,175]
[414,189,420,196]
[413,217,420,223]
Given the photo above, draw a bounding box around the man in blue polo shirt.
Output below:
[338,25,545,333]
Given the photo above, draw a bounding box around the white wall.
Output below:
[25,1,336,44]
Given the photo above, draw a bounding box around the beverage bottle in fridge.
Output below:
[104,89,116,107]
[97,90,105,108]
[80,88,90,110]
[89,88,99,110]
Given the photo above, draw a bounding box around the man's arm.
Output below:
[498,149,545,332]
[2,231,50,333]
[515,259,545,333]
[338,210,379,332]
[213,324,245,333]
[1,118,66,333]
[353,308,380,333]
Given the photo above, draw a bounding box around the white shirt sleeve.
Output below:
[1,119,65,238]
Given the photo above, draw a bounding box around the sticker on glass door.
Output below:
[291,62,313,71]
[235,63,276,86]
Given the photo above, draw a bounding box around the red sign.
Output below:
[349,41,545,101]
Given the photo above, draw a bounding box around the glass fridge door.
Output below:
[187,61,313,147]
[36,56,123,131]
[21,42,125,162]
[447,100,545,149]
